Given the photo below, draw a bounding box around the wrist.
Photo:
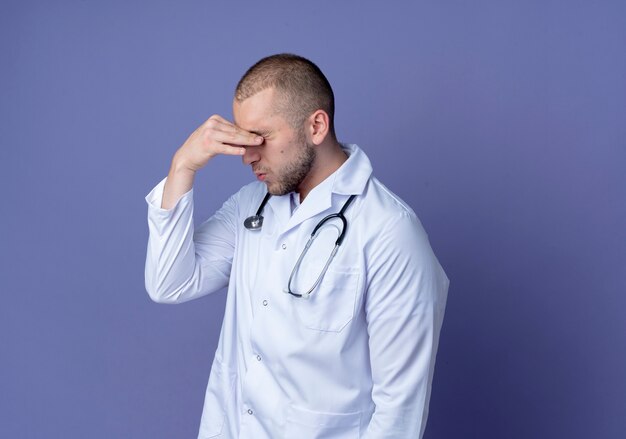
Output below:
[171,152,199,175]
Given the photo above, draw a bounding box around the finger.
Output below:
[217,121,264,143]
[207,115,248,136]
[205,115,263,146]
[214,143,246,156]
[213,126,264,147]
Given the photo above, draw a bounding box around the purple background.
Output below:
[2,1,625,438]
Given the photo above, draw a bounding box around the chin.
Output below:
[268,188,286,196]
[267,183,290,197]
[265,182,279,195]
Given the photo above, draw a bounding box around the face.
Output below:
[233,88,316,196]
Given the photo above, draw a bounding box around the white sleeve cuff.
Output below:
[145,176,194,217]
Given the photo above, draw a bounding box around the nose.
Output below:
[242,144,261,166]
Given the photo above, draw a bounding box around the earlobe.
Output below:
[309,110,330,145]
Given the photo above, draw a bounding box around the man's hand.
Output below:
[173,114,263,172]
[161,115,263,209]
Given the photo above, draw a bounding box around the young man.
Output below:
[145,53,449,439]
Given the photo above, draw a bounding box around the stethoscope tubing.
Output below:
[244,192,357,299]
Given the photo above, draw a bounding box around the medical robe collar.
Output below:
[331,143,373,196]
[266,143,373,236]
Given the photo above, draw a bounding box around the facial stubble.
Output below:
[269,135,316,196]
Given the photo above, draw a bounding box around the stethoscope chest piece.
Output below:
[244,215,264,230]
[243,192,272,231]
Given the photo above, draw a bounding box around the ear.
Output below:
[306,110,330,145]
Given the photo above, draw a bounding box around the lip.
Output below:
[256,173,266,181]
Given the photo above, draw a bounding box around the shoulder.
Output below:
[352,175,433,256]
[359,176,422,230]
[363,176,416,216]
[358,177,446,282]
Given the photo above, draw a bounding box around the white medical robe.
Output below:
[145,143,449,438]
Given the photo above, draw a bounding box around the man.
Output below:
[145,53,449,439]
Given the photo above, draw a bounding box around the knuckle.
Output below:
[205,118,217,129]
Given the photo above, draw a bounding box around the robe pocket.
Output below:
[285,404,361,439]
[292,266,360,332]
[198,358,236,438]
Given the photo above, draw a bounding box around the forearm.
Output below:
[145,114,255,302]
[145,178,203,303]
[144,177,232,304]
[161,152,197,210]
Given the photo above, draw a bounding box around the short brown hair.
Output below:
[235,53,335,138]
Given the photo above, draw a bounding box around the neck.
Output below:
[298,140,347,202]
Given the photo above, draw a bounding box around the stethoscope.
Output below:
[244,192,357,299]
